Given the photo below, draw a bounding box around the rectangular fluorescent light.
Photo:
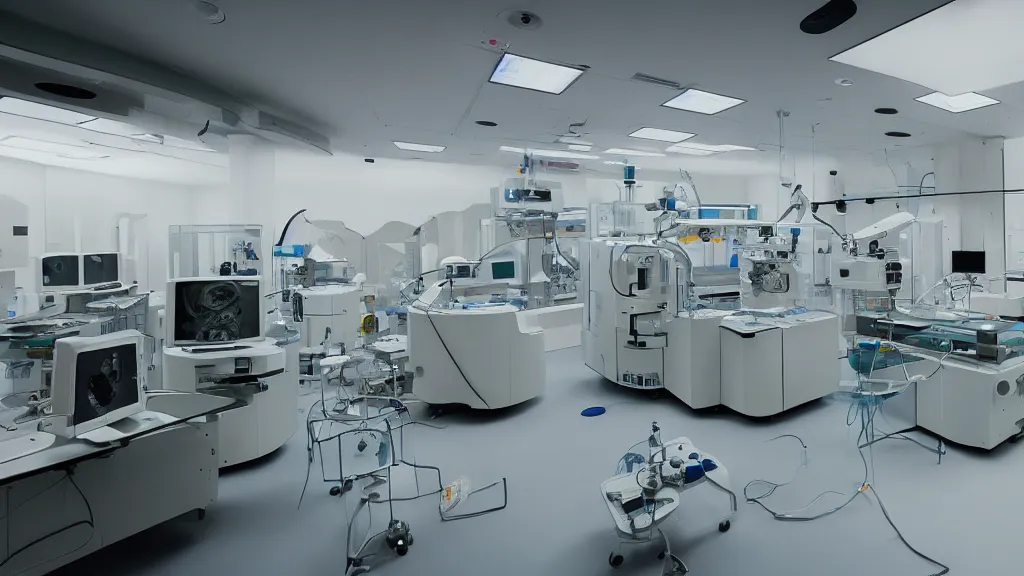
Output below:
[0,97,95,125]
[557,136,593,146]
[0,136,108,160]
[604,148,665,157]
[489,53,584,95]
[531,149,599,160]
[666,142,757,155]
[629,127,695,143]
[830,0,1024,95]
[662,88,744,115]
[915,91,1000,113]
[393,141,446,153]
[567,144,592,151]
[603,160,626,165]
[500,146,525,153]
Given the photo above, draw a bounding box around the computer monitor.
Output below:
[83,252,121,285]
[491,260,516,280]
[165,277,265,347]
[39,253,81,288]
[951,251,986,275]
[51,330,147,438]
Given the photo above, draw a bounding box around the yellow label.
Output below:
[444,487,453,501]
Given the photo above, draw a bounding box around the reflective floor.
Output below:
[56,347,1018,576]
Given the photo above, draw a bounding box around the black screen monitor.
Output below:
[73,343,140,426]
[83,253,119,285]
[173,279,262,344]
[491,261,516,280]
[41,255,80,287]
[951,251,986,275]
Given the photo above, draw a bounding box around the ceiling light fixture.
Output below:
[915,91,1000,114]
[830,0,1024,95]
[604,148,665,157]
[885,131,911,138]
[666,142,756,155]
[498,145,597,159]
[628,127,696,143]
[0,97,95,124]
[500,146,525,153]
[489,53,585,95]
[603,160,628,166]
[874,107,898,115]
[475,120,498,127]
[0,136,108,159]
[835,78,854,87]
[192,0,226,24]
[567,144,592,152]
[557,136,593,146]
[393,141,446,153]
[662,88,745,115]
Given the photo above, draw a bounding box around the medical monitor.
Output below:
[491,260,516,280]
[83,252,121,285]
[951,251,986,275]
[166,277,264,347]
[40,253,81,288]
[51,330,147,438]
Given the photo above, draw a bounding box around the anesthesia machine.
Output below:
[582,183,840,417]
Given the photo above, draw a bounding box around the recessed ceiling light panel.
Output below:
[393,141,446,153]
[662,88,745,115]
[500,146,525,153]
[489,53,584,95]
[628,127,696,143]
[830,0,1024,95]
[604,148,665,157]
[915,91,1000,113]
[567,144,592,152]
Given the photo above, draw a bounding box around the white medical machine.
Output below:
[828,212,915,296]
[0,331,226,575]
[407,279,545,411]
[161,277,296,467]
[47,330,147,441]
[602,422,736,574]
[581,207,840,417]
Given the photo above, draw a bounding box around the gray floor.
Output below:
[54,346,1019,575]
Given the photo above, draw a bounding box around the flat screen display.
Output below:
[491,261,516,280]
[41,255,80,287]
[73,343,139,426]
[951,251,986,274]
[83,253,119,285]
[173,279,261,344]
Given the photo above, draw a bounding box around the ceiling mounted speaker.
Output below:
[801,0,857,34]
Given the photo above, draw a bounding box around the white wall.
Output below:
[0,156,203,295]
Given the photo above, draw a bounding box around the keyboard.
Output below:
[0,431,57,465]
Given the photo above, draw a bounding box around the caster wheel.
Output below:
[671,558,687,575]
[608,553,624,568]
[657,551,666,560]
[396,543,409,556]
[329,485,342,496]
[718,520,731,533]
[407,535,414,546]
[197,509,206,520]
[344,478,354,491]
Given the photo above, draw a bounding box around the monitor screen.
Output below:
[491,261,516,280]
[41,255,80,287]
[83,253,119,285]
[73,343,139,426]
[951,251,986,274]
[173,279,262,344]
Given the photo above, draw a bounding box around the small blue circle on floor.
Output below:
[581,406,606,417]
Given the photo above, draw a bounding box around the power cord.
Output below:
[743,435,948,575]
[0,467,97,570]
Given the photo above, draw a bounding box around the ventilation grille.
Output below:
[630,73,682,90]
[539,160,579,172]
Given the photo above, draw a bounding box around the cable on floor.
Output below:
[743,434,948,575]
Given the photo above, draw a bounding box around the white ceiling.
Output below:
[0,0,1020,179]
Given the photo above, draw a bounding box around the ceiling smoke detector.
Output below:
[192,0,226,24]
[506,10,543,30]
[835,78,854,87]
